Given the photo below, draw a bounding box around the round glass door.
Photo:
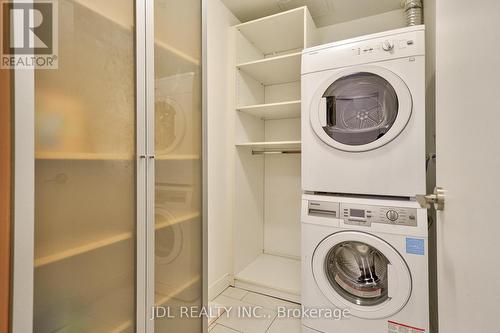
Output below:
[310,66,412,152]
[325,241,390,306]
[312,231,412,319]
[322,73,398,145]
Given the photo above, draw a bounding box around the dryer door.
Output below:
[312,231,412,319]
[309,66,412,152]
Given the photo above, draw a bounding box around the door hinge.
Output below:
[416,187,445,211]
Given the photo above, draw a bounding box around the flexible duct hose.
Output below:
[403,0,423,26]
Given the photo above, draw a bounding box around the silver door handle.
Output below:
[416,187,445,211]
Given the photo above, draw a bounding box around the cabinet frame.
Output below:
[10,0,208,332]
[11,22,35,333]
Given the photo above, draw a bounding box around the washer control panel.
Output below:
[340,203,417,227]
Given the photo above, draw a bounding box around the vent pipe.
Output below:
[402,0,423,26]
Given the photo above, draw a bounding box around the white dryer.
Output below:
[302,26,426,197]
[301,194,429,333]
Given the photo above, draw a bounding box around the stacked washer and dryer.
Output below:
[300,26,430,333]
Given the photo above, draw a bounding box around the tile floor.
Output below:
[209,287,301,333]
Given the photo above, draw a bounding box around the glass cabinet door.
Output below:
[34,1,137,331]
[153,0,203,332]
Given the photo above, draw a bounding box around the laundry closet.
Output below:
[206,0,434,308]
[8,0,500,332]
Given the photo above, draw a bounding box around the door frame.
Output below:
[202,0,209,332]
[136,0,148,331]
[10,0,35,331]
[0,19,12,333]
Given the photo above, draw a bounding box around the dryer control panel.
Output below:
[341,203,418,227]
[301,27,425,76]
[351,38,416,56]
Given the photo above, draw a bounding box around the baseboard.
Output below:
[208,273,232,301]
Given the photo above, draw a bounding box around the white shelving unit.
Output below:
[235,7,307,57]
[237,100,301,120]
[34,212,200,268]
[231,7,319,303]
[236,52,302,86]
[235,141,301,150]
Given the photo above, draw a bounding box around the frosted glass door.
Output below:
[33,0,137,331]
[153,0,203,332]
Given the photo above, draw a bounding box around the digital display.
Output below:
[350,209,365,218]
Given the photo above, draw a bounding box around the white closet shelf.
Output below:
[155,39,200,67]
[73,0,199,68]
[235,141,301,150]
[57,315,130,333]
[34,212,200,268]
[155,275,201,307]
[234,254,300,303]
[111,321,134,333]
[111,275,201,333]
[235,7,306,55]
[236,52,301,86]
[47,276,135,333]
[155,212,200,230]
[156,154,201,161]
[237,100,301,120]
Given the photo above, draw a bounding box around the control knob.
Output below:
[382,40,395,51]
[386,210,399,222]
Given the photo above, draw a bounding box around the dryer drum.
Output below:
[321,72,399,146]
[325,241,390,306]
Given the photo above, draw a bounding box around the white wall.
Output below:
[318,9,406,43]
[264,119,301,258]
[207,0,239,300]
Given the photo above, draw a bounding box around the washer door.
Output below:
[310,66,412,152]
[312,231,412,319]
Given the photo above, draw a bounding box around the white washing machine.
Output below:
[301,194,429,333]
[302,26,426,197]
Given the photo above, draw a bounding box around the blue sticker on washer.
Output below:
[406,238,425,255]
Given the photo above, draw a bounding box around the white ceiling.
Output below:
[221,0,403,27]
